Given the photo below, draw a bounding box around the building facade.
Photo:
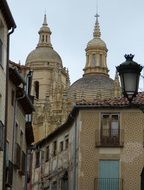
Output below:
[5,61,34,189]
[31,93,144,190]
[0,0,16,189]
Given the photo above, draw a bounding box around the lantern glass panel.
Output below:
[123,73,137,93]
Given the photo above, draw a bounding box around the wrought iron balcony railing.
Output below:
[94,178,123,190]
[95,129,124,147]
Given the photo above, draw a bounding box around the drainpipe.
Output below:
[3,26,15,190]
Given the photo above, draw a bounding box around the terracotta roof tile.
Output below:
[76,92,144,107]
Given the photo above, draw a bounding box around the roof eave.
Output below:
[0,0,16,30]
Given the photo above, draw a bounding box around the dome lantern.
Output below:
[37,14,52,48]
[83,15,109,76]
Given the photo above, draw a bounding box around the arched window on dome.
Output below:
[92,54,96,66]
[100,54,102,66]
[46,35,48,43]
[42,35,44,42]
[34,81,39,99]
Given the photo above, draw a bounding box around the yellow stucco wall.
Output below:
[78,109,144,190]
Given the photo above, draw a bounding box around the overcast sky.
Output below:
[7,0,144,89]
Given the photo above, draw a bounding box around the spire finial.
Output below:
[96,0,99,16]
[93,13,101,38]
[43,14,48,26]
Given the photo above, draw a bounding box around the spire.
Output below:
[93,14,101,38]
[43,14,48,26]
[37,14,52,48]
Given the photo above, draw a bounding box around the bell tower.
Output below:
[26,15,70,142]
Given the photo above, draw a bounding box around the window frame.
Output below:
[100,113,120,146]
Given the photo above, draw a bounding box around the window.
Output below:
[101,113,120,146]
[45,146,50,161]
[0,39,3,65]
[100,54,102,66]
[15,122,18,143]
[41,150,45,163]
[20,131,23,149]
[65,135,69,149]
[35,151,40,168]
[60,141,63,152]
[6,160,13,187]
[19,151,26,175]
[46,35,48,42]
[53,141,57,156]
[42,35,44,42]
[14,143,21,169]
[92,54,96,65]
[6,141,9,166]
[61,171,68,190]
[97,160,120,190]
[11,90,15,106]
[34,81,39,99]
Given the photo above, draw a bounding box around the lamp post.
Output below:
[116,54,143,102]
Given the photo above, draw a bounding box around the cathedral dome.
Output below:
[26,46,62,65]
[68,74,115,101]
[68,15,120,103]
[25,14,62,67]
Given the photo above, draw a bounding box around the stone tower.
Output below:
[68,15,121,102]
[26,15,70,142]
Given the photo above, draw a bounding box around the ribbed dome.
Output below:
[68,74,115,101]
[26,47,62,65]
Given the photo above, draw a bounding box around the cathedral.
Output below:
[25,14,121,142]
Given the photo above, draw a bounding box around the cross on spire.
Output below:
[95,13,100,19]
[93,14,101,38]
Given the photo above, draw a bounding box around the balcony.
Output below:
[94,178,123,190]
[95,129,124,147]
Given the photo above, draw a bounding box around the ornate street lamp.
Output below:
[116,54,143,102]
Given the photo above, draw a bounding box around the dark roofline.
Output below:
[9,67,26,86]
[0,0,16,30]
[34,93,144,148]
